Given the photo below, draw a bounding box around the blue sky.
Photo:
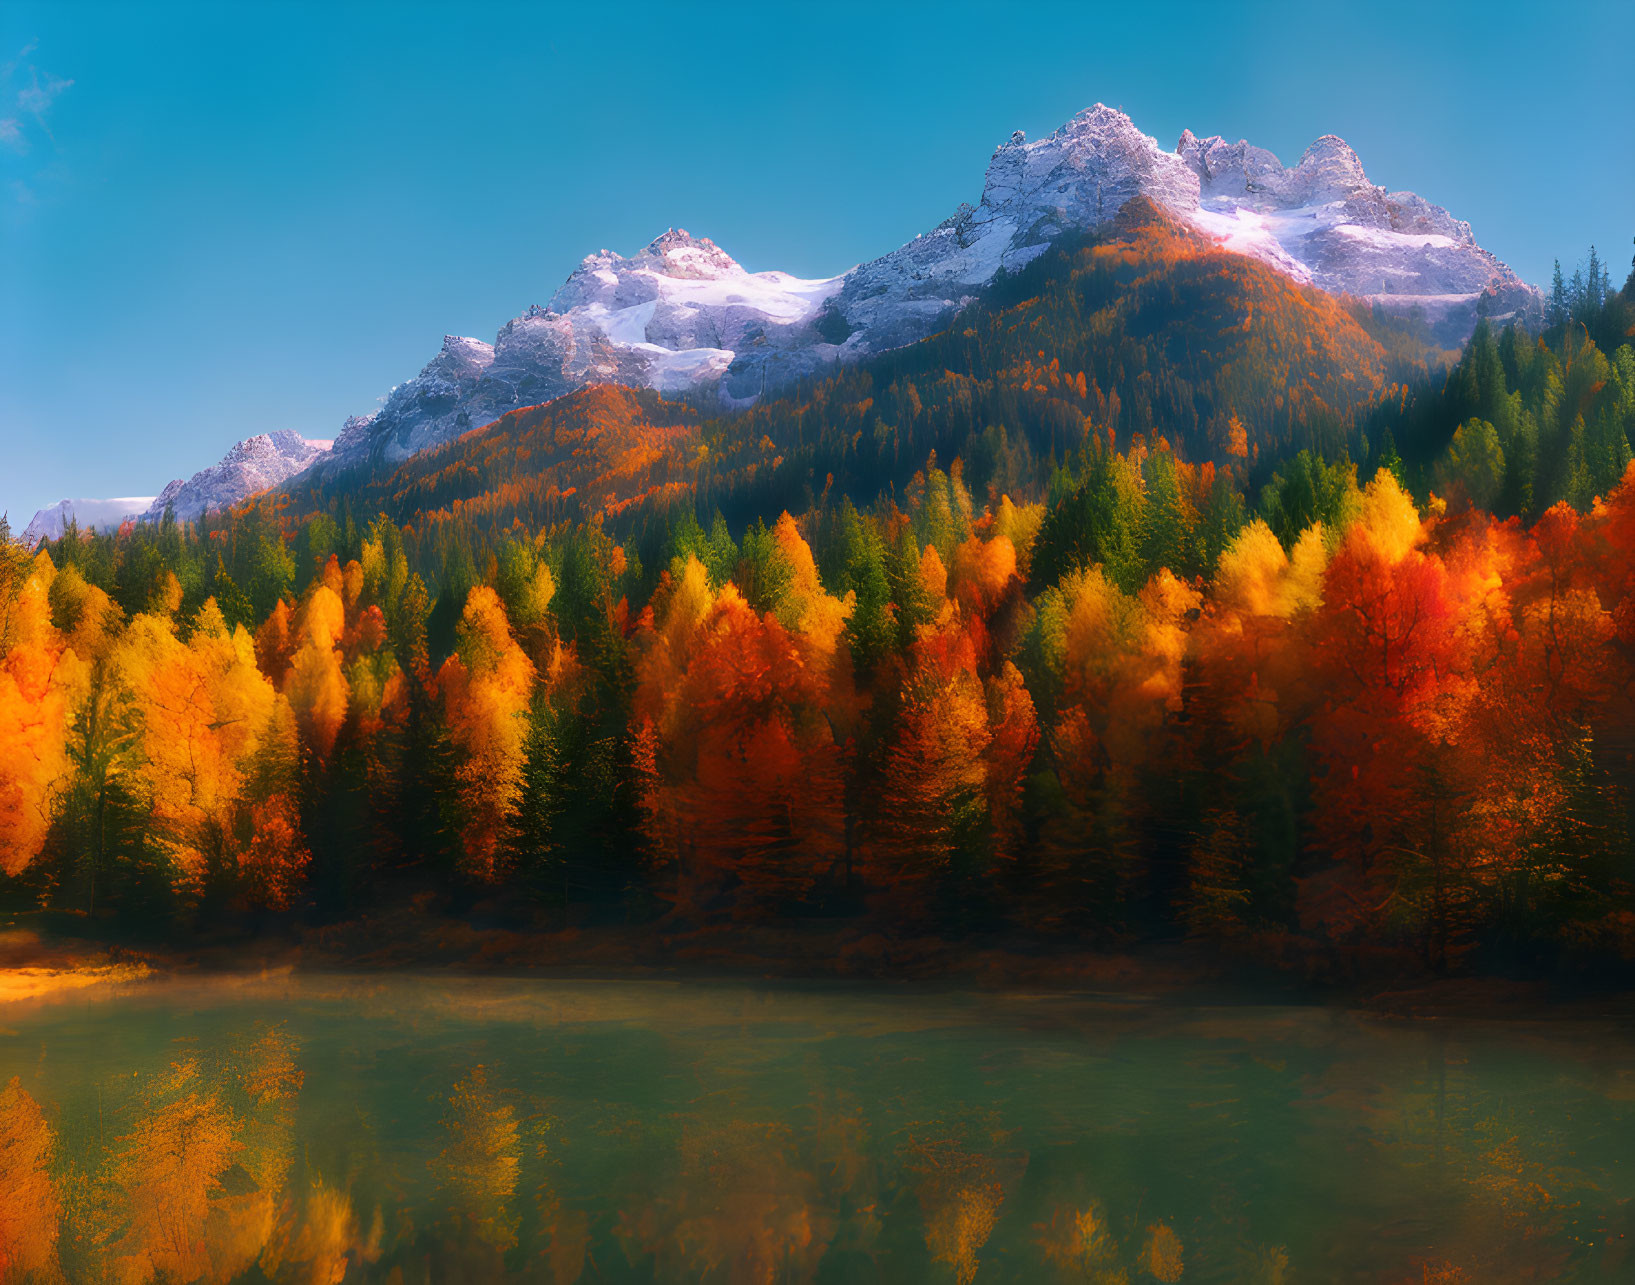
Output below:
[3,0,1632,526]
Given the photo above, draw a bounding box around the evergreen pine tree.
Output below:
[505,692,566,905]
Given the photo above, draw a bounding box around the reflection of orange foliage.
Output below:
[1036,1203,1126,1283]
[617,1118,830,1285]
[100,1058,242,1285]
[0,1077,61,1281]
[900,1134,1019,1285]
[534,1197,590,1285]
[263,1175,381,1285]
[1141,1222,1184,1281]
[434,1065,520,1252]
[234,1022,304,1191]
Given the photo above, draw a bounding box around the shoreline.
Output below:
[5,913,1632,1022]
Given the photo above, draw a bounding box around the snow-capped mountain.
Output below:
[1176,126,1536,324]
[21,497,157,546]
[141,431,332,523]
[21,433,333,546]
[321,103,1534,475]
[327,233,846,467]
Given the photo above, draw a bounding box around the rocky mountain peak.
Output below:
[297,100,1538,476]
[140,431,332,523]
[1294,134,1371,201]
[980,103,1200,218]
[636,228,741,279]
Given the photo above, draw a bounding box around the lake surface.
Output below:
[1,974,1631,1283]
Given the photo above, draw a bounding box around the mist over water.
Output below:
[1,976,1630,1282]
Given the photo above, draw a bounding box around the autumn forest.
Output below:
[7,214,1635,983]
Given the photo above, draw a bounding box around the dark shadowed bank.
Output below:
[7,906,1633,1022]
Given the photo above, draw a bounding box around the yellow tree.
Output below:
[0,552,87,875]
[433,1065,520,1255]
[438,587,536,882]
[283,584,350,761]
[111,599,290,896]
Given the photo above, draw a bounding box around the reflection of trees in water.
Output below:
[0,1022,384,1285]
[898,1124,1026,1285]
[1035,1201,1127,1283]
[1360,1034,1604,1283]
[612,1115,832,1285]
[96,1056,245,1282]
[1139,1222,1184,1282]
[430,1064,520,1263]
[525,1109,589,1285]
[4,1010,1633,1283]
[262,1173,383,1285]
[0,1076,61,1282]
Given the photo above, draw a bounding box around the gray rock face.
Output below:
[141,430,332,523]
[333,334,502,466]
[303,102,1539,473]
[1176,129,1537,333]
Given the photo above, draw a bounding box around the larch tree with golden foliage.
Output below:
[438,587,536,883]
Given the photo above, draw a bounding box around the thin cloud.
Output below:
[0,40,38,83]
[1,43,72,204]
[18,69,73,121]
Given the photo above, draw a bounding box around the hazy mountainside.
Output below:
[21,431,331,545]
[724,203,1404,477]
[318,103,1533,476]
[20,497,157,545]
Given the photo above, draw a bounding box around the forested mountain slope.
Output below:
[4,231,1633,983]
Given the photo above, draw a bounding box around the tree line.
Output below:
[4,223,1634,977]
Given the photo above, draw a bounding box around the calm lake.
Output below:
[1,974,1631,1283]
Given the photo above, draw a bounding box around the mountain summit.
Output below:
[321,104,1534,475]
[326,231,845,467]
[26,101,1537,530]
[141,430,333,523]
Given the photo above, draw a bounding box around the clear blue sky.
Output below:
[3,0,1632,526]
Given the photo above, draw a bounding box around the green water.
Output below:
[1,975,1631,1283]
